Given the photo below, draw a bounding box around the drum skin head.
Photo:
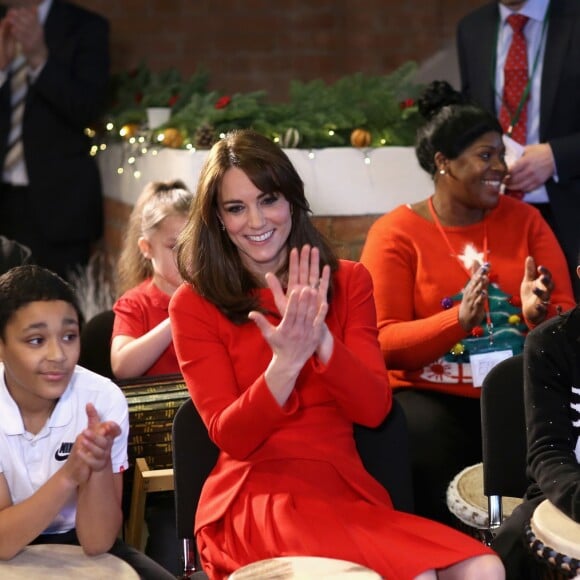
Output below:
[531,500,580,561]
[229,556,381,579]
[0,544,138,579]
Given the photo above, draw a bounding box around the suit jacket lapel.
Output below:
[472,5,500,114]
[540,1,573,139]
[44,0,67,52]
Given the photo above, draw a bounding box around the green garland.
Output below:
[98,61,424,149]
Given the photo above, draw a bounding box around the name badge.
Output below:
[470,349,513,387]
[502,134,524,169]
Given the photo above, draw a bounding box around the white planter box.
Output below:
[97,145,432,216]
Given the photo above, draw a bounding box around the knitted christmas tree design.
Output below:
[444,282,527,365]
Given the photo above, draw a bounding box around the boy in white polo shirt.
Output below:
[0,265,175,579]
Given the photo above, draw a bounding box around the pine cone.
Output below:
[194,124,216,149]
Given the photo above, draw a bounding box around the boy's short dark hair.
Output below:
[0,265,83,339]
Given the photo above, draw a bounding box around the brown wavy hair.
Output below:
[176,130,338,324]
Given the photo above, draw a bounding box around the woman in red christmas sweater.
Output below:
[360,80,576,526]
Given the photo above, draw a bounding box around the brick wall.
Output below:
[76,0,486,100]
[313,214,381,261]
[80,0,488,260]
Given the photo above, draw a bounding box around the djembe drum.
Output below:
[0,544,139,579]
[526,499,580,579]
[228,556,382,579]
[446,463,523,543]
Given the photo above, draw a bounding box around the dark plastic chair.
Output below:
[481,353,528,537]
[354,398,414,513]
[172,399,218,579]
[172,397,413,579]
[79,309,115,380]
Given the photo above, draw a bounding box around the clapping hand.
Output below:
[269,245,330,317]
[0,18,16,70]
[249,245,332,369]
[520,256,554,325]
[458,262,490,332]
[78,402,121,473]
[64,403,121,486]
[4,6,47,70]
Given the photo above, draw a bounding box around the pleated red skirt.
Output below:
[197,459,494,579]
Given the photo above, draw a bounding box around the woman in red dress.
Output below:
[169,129,504,580]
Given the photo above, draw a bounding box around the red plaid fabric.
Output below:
[500,14,529,200]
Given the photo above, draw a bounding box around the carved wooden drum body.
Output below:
[446,462,523,542]
[119,373,189,471]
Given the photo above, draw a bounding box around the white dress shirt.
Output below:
[495,0,551,203]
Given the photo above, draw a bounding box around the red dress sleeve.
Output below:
[169,261,391,459]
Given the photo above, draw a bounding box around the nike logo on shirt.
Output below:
[54,442,74,461]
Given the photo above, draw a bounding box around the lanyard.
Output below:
[428,197,494,341]
[491,4,550,136]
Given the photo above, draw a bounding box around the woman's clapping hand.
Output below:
[521,256,554,325]
[458,262,490,332]
[249,245,331,366]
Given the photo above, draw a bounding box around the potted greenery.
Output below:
[141,68,182,128]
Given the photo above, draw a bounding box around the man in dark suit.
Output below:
[457,0,580,299]
[0,0,109,279]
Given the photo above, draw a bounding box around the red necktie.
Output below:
[500,14,529,200]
